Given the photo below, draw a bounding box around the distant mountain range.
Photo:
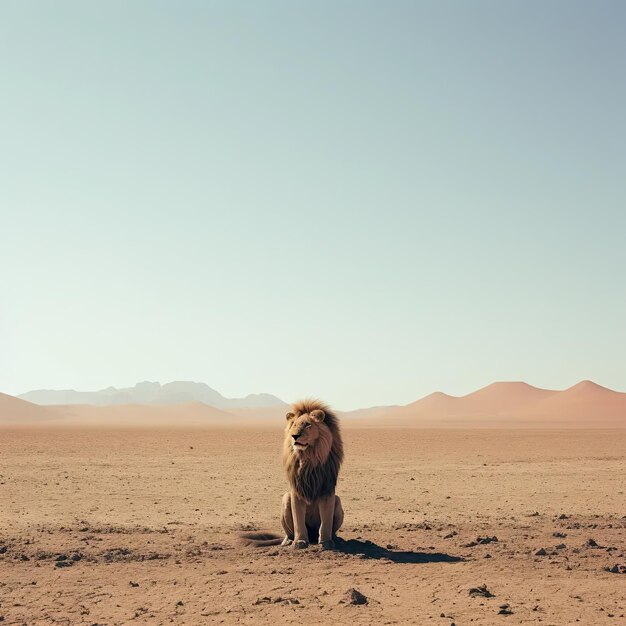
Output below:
[2,380,625,427]
[18,381,287,409]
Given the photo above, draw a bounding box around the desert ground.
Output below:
[1,426,625,625]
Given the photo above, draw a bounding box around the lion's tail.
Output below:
[238,531,284,547]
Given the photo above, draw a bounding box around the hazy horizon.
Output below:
[2,1,625,410]
[13,376,626,403]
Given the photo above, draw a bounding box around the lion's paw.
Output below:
[280,537,293,547]
[292,539,309,550]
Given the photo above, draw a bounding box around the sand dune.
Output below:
[504,380,626,426]
[353,381,626,428]
[0,392,59,424]
[392,382,556,419]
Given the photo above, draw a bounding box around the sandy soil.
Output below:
[1,428,625,625]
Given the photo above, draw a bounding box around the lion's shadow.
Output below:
[334,538,463,564]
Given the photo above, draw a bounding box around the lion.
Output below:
[241,398,344,550]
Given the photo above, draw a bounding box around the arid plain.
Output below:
[1,383,626,625]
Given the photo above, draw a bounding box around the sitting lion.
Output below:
[281,398,344,549]
[241,398,344,550]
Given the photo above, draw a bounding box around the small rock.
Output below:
[498,603,513,615]
[478,536,498,544]
[345,588,368,605]
[469,584,494,598]
[461,535,497,547]
[273,597,299,605]
[535,548,548,556]
[586,538,599,548]
[555,544,567,550]
[553,532,567,538]
[129,581,139,587]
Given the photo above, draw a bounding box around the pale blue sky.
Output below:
[2,1,625,409]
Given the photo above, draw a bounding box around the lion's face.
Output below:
[285,409,326,454]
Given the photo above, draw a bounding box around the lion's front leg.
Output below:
[280,492,293,546]
[318,493,336,550]
[290,492,309,549]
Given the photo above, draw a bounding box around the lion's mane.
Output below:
[283,398,344,503]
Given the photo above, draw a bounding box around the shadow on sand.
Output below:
[334,538,463,564]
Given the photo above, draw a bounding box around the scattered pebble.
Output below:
[464,535,498,547]
[254,596,300,605]
[535,548,548,556]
